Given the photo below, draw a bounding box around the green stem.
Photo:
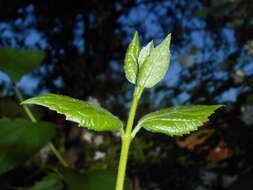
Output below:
[48,142,68,167]
[13,85,69,167]
[115,86,143,190]
[131,123,142,138]
[14,86,36,122]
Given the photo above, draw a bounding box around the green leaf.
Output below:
[138,40,154,69]
[26,174,64,190]
[0,48,45,82]
[124,31,141,84]
[137,105,223,136]
[22,93,123,131]
[61,168,129,190]
[0,98,43,119]
[0,118,55,174]
[137,34,171,88]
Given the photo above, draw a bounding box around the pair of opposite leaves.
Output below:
[22,32,222,136]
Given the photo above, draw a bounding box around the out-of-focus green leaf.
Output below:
[0,48,45,82]
[124,31,140,84]
[138,105,223,136]
[25,174,64,190]
[0,98,42,118]
[137,34,171,88]
[61,168,129,190]
[22,93,123,131]
[246,95,253,104]
[0,118,55,174]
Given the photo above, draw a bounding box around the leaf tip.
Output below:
[213,104,225,110]
[133,31,140,45]
[150,40,154,46]
[20,99,30,105]
[21,97,40,105]
[134,31,139,37]
[163,33,172,47]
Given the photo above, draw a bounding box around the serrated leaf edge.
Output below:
[22,94,123,131]
[137,34,171,88]
[137,105,223,136]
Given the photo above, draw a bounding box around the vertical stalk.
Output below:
[13,85,69,167]
[14,86,36,122]
[115,86,143,190]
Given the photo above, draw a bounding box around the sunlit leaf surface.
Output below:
[138,105,223,136]
[22,93,123,131]
[137,40,154,69]
[124,32,140,84]
[137,34,171,88]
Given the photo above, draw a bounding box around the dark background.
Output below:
[0,0,253,189]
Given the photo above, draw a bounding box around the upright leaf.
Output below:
[137,41,154,69]
[137,34,171,88]
[0,48,45,82]
[137,105,223,136]
[22,93,123,131]
[124,32,140,84]
[0,118,55,174]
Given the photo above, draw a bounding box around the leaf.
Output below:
[137,105,223,136]
[26,174,64,190]
[0,118,55,174]
[137,34,171,88]
[124,31,141,84]
[61,168,129,190]
[0,98,43,118]
[138,40,154,69]
[0,47,45,82]
[22,93,123,131]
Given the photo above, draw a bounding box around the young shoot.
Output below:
[22,32,223,190]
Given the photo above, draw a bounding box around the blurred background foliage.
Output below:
[0,0,253,189]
